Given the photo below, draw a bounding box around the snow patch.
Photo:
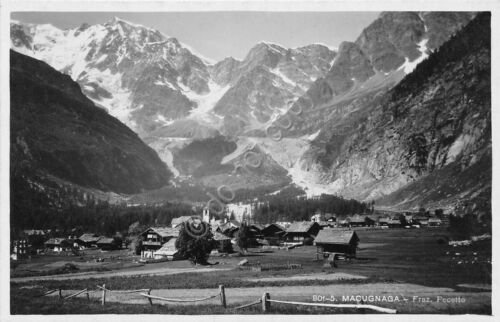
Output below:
[183,80,230,122]
[306,130,321,141]
[154,78,177,90]
[155,114,174,126]
[269,67,298,88]
[446,134,472,164]
[398,39,429,74]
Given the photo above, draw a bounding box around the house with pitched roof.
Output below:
[314,229,360,257]
[284,221,321,245]
[154,238,179,260]
[77,233,100,248]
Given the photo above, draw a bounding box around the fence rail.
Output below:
[38,286,397,313]
[139,293,219,303]
[233,298,261,310]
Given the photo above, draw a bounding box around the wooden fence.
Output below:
[38,286,396,313]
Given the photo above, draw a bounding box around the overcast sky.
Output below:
[11,12,380,62]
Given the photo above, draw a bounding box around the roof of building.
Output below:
[78,233,100,243]
[96,237,115,244]
[250,224,265,231]
[155,238,178,256]
[23,229,47,236]
[348,214,366,223]
[428,217,442,222]
[324,213,336,220]
[219,222,240,232]
[142,227,179,238]
[286,221,319,233]
[229,220,241,227]
[314,230,359,245]
[44,238,67,246]
[171,216,196,227]
[265,223,285,230]
[213,232,232,241]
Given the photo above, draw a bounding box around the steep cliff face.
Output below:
[306,13,490,211]
[275,12,475,138]
[10,50,172,194]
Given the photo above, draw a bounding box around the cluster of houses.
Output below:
[138,217,362,260]
[11,208,446,261]
[10,230,124,260]
[310,211,444,228]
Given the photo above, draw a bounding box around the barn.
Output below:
[314,229,360,257]
[284,221,320,245]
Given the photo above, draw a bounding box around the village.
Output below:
[11,206,446,264]
[9,202,491,315]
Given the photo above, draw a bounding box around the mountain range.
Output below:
[10,11,490,213]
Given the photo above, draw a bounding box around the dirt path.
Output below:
[51,282,491,313]
[11,266,232,283]
[246,272,367,282]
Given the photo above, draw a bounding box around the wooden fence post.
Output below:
[219,285,226,308]
[58,289,62,300]
[86,289,90,302]
[261,292,270,312]
[101,284,106,306]
[147,289,153,306]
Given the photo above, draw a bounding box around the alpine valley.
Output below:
[10,12,490,213]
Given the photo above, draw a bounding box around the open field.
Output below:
[10,227,491,314]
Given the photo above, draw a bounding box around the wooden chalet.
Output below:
[96,237,119,250]
[314,230,360,257]
[44,238,71,252]
[77,233,100,248]
[261,223,286,245]
[284,221,320,245]
[248,224,264,239]
[262,223,286,238]
[140,227,179,251]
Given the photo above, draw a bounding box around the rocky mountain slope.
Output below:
[10,12,485,210]
[301,12,491,211]
[274,12,475,137]
[10,50,172,194]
